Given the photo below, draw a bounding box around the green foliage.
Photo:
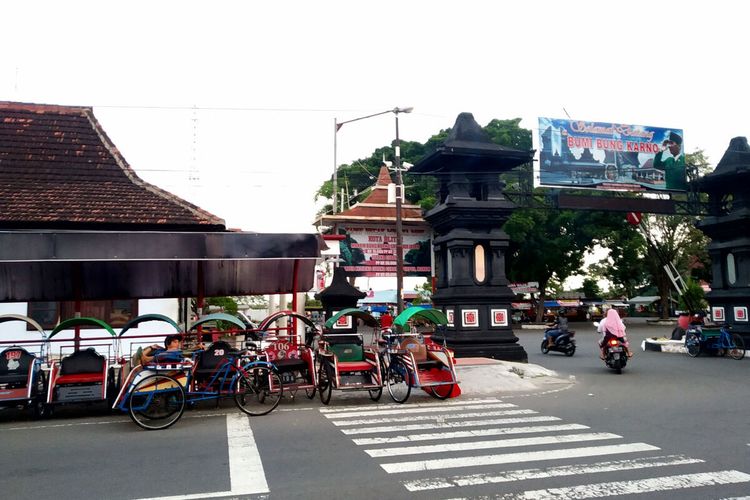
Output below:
[235,295,268,310]
[414,280,433,304]
[638,214,711,318]
[686,149,712,178]
[305,295,322,308]
[317,118,532,214]
[405,239,431,267]
[580,278,603,299]
[678,278,707,313]
[591,220,649,298]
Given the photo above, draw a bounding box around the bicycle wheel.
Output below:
[685,332,701,357]
[128,374,185,430]
[235,366,282,416]
[318,360,333,405]
[426,383,454,400]
[728,333,746,360]
[386,358,411,403]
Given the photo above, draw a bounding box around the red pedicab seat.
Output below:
[51,348,107,402]
[0,347,35,388]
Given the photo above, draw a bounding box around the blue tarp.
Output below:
[544,300,560,308]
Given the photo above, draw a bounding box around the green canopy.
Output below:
[324,308,380,329]
[119,314,181,337]
[0,314,46,339]
[49,317,117,339]
[189,313,246,332]
[393,307,449,328]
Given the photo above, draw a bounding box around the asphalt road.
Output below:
[1,320,749,499]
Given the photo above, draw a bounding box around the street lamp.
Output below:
[333,107,413,214]
[332,107,413,314]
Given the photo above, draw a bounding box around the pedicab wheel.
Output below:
[540,339,550,354]
[128,374,185,430]
[235,367,283,416]
[386,358,411,404]
[32,371,50,419]
[368,386,383,401]
[728,333,746,360]
[318,361,333,405]
[564,343,576,357]
[685,332,701,357]
[426,384,453,400]
[106,367,118,409]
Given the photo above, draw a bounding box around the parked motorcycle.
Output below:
[540,329,576,356]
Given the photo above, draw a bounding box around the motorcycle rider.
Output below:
[545,308,569,348]
[598,308,632,359]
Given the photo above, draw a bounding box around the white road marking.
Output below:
[226,413,269,495]
[341,415,561,435]
[135,414,269,499]
[380,442,660,473]
[319,398,502,413]
[366,432,621,457]
[353,423,589,445]
[324,402,515,419]
[403,454,704,491]
[332,408,536,426]
[472,470,750,499]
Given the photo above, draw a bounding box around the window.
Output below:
[474,244,486,283]
[27,301,59,330]
[727,253,737,285]
[27,300,138,330]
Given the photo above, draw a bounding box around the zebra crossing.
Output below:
[319,397,750,498]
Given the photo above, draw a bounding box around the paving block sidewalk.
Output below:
[455,357,572,395]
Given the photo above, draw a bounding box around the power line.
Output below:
[92,103,408,114]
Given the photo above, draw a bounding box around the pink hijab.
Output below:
[603,309,626,337]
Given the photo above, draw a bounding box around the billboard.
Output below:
[538,118,686,192]
[338,224,431,277]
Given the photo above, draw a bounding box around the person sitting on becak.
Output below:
[598,308,632,359]
[545,309,569,347]
[140,334,186,365]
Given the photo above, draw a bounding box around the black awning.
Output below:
[0,230,321,301]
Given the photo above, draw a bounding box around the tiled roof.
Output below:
[0,101,225,230]
[315,166,427,226]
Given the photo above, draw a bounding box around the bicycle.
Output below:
[685,323,746,360]
[377,329,412,404]
[113,343,283,430]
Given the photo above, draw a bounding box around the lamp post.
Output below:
[332,107,413,313]
[393,107,413,315]
[334,108,406,214]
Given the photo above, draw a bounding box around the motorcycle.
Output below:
[540,329,576,356]
[594,321,628,373]
[603,336,627,373]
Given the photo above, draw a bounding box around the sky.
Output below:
[3,1,749,232]
[2,1,748,292]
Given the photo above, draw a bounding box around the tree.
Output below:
[590,221,650,299]
[635,213,710,318]
[504,208,622,321]
[580,277,603,299]
[315,118,532,214]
